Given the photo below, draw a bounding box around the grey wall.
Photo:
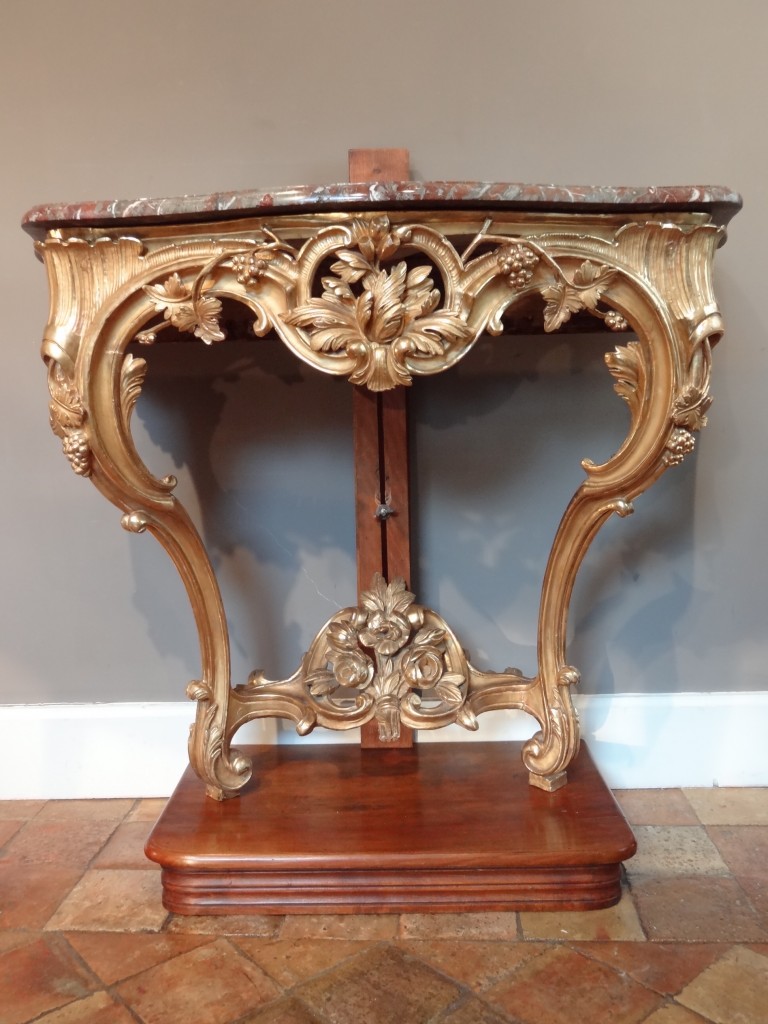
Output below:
[1,0,765,711]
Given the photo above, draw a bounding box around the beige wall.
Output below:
[1,0,765,712]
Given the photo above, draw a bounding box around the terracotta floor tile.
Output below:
[484,945,662,1024]
[167,913,282,937]
[125,798,168,823]
[239,997,328,1023]
[402,939,545,992]
[279,913,398,939]
[0,860,83,930]
[35,990,136,1023]
[4,818,117,868]
[683,788,768,826]
[232,937,371,986]
[739,876,768,924]
[0,930,35,954]
[0,800,46,820]
[614,790,699,826]
[36,800,134,822]
[439,996,513,1023]
[91,821,156,870]
[706,826,768,877]
[297,944,460,1024]
[45,869,167,932]
[0,934,99,1024]
[0,820,24,847]
[677,946,768,1023]
[640,1007,713,1024]
[116,938,280,1024]
[631,876,768,942]
[399,912,519,940]
[572,942,727,995]
[65,930,214,984]
[627,827,729,877]
[520,891,645,941]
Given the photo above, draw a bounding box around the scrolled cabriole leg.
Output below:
[119,508,252,801]
[524,666,581,792]
[39,235,252,800]
[524,222,725,790]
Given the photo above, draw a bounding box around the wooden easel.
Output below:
[349,148,414,750]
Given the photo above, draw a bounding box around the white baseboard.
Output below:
[2,692,767,799]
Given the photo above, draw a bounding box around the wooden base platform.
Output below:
[145,742,636,915]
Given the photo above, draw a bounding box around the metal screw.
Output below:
[375,503,395,521]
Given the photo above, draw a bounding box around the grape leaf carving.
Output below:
[541,261,616,332]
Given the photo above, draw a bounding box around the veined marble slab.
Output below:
[23,181,742,234]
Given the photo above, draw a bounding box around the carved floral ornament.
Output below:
[42,213,721,497]
[134,214,630,391]
[244,573,476,742]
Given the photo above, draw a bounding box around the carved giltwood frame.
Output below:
[37,206,725,798]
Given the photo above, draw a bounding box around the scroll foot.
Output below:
[528,769,567,792]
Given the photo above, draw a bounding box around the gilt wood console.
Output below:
[24,180,741,913]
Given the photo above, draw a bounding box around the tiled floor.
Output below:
[1,789,767,1023]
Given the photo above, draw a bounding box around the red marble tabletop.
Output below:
[22,181,742,236]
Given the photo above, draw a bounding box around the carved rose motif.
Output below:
[333,650,374,689]
[359,603,412,655]
[301,574,467,740]
[401,645,444,686]
[359,574,414,655]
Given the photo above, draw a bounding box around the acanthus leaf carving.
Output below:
[120,353,147,426]
[282,220,473,391]
[129,217,642,393]
[605,340,647,424]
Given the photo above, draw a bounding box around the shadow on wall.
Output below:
[130,305,357,685]
[128,313,698,700]
[411,330,698,696]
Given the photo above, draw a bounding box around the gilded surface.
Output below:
[34,204,732,798]
[241,573,477,742]
[131,215,632,391]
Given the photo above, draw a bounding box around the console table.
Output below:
[24,176,740,913]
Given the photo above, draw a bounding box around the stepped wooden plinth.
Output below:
[146,742,635,915]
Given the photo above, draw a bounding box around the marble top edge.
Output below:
[22,181,743,231]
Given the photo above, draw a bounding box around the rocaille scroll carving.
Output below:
[132,215,631,392]
[35,207,730,797]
